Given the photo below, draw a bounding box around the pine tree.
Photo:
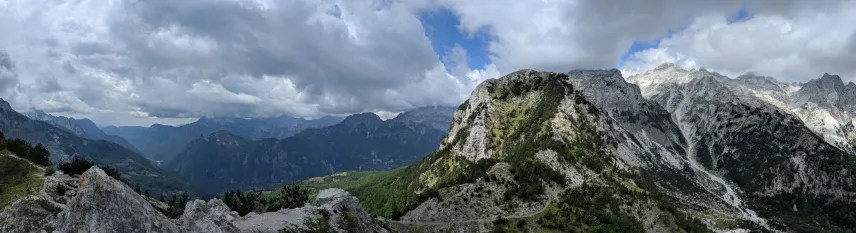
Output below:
[0,131,7,149]
[58,155,94,175]
[30,143,51,166]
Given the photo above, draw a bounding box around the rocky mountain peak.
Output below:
[439,69,571,162]
[736,72,776,84]
[566,68,622,78]
[197,130,245,148]
[0,98,14,112]
[627,63,695,97]
[340,112,383,127]
[391,106,456,132]
[206,130,240,139]
[653,62,685,72]
[791,73,848,109]
[807,73,846,92]
[567,68,644,113]
[820,73,844,84]
[735,73,788,89]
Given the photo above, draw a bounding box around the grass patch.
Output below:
[621,180,645,194]
[302,168,423,219]
[0,152,45,208]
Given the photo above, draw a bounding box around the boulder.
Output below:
[54,167,181,233]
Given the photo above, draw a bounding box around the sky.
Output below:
[0,0,855,126]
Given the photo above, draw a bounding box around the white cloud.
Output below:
[620,0,856,82]
[0,0,493,125]
[1,0,855,126]
[441,0,748,74]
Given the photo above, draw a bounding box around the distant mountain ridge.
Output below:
[102,114,344,162]
[629,63,856,153]
[23,110,142,154]
[629,65,856,231]
[166,106,456,194]
[0,99,190,195]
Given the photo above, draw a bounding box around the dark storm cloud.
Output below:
[105,0,444,114]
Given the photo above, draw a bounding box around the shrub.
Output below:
[102,166,122,181]
[0,133,52,166]
[57,155,94,176]
[29,143,51,166]
[223,184,310,216]
[164,192,190,218]
[44,166,56,176]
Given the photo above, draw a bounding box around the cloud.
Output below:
[620,0,856,82]
[0,0,488,124]
[1,0,854,126]
[0,51,19,94]
[440,0,749,74]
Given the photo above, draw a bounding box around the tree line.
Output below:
[0,132,51,166]
[221,185,310,216]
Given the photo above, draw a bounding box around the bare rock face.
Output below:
[6,166,386,233]
[0,197,64,233]
[53,168,181,233]
[179,199,240,233]
[314,188,387,233]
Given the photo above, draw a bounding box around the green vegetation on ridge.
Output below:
[301,72,617,219]
[0,152,45,209]
[0,132,51,167]
[221,185,310,216]
[298,71,712,233]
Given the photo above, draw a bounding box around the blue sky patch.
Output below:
[728,7,753,23]
[617,37,664,68]
[617,7,753,69]
[419,8,492,72]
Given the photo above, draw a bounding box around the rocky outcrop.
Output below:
[313,188,388,233]
[3,166,386,233]
[0,198,64,233]
[0,169,78,233]
[54,168,182,233]
[179,199,240,233]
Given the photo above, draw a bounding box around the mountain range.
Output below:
[300,65,856,232]
[166,106,456,194]
[3,63,856,232]
[631,63,856,154]
[0,99,189,195]
[102,115,344,162]
[23,110,142,154]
